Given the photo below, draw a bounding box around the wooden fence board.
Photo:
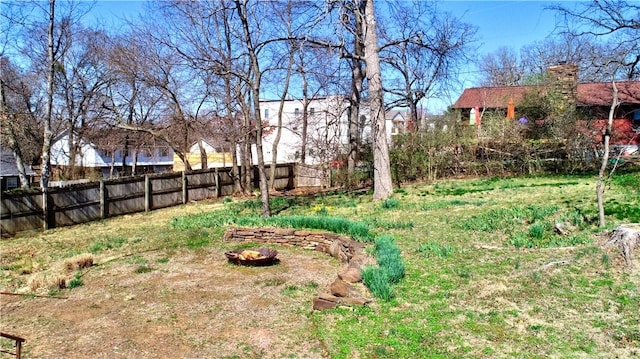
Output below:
[1,163,298,235]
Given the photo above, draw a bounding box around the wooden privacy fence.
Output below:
[1,164,295,235]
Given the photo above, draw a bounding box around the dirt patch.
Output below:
[1,246,343,358]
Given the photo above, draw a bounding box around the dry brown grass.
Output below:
[1,201,345,358]
[64,253,94,272]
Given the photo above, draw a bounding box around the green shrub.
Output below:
[509,233,532,249]
[528,222,546,240]
[135,265,154,274]
[366,218,414,230]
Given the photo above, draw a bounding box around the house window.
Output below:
[264,109,269,118]
[159,147,171,157]
[6,177,18,190]
[632,110,640,128]
[294,108,300,116]
[310,107,315,115]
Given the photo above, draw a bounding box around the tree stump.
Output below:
[604,224,640,268]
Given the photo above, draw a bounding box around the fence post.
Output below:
[287,164,295,189]
[182,171,188,205]
[100,179,107,219]
[253,165,259,190]
[144,175,151,212]
[214,169,221,198]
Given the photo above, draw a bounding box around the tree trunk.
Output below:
[348,7,365,175]
[605,224,640,268]
[132,147,138,176]
[270,43,294,190]
[40,0,55,191]
[596,81,619,227]
[236,0,270,216]
[363,0,393,200]
[198,141,208,170]
[300,67,310,165]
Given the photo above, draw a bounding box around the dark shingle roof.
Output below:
[0,149,36,177]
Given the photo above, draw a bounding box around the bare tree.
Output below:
[235,0,271,215]
[596,81,619,227]
[361,0,392,200]
[0,56,42,188]
[54,27,112,178]
[551,0,640,80]
[478,47,524,86]
[551,1,639,226]
[380,0,476,127]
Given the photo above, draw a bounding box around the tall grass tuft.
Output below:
[235,215,374,242]
[374,235,405,284]
[418,242,455,258]
[361,266,393,301]
[361,235,406,301]
[172,211,374,242]
[381,198,400,209]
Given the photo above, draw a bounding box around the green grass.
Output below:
[88,235,127,253]
[3,173,640,358]
[417,241,456,258]
[68,271,84,289]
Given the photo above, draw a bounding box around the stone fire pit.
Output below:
[224,227,374,310]
[225,247,279,266]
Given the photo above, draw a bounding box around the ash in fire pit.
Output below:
[225,247,279,266]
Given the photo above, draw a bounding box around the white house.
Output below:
[259,95,372,165]
[173,139,233,171]
[51,130,174,178]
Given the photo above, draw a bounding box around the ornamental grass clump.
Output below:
[361,266,393,301]
[235,215,374,242]
[362,235,405,301]
[374,235,405,284]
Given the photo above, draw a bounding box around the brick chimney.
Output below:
[547,63,579,104]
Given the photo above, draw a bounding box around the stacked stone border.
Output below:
[223,227,373,310]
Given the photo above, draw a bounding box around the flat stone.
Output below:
[330,279,352,297]
[338,266,362,283]
[341,297,371,306]
[328,240,342,259]
[313,296,339,310]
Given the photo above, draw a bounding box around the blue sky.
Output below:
[433,1,561,112]
[87,0,565,113]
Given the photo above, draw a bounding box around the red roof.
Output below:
[451,81,640,109]
[577,82,640,106]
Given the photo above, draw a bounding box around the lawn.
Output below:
[1,173,639,358]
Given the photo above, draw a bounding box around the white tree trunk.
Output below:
[363,0,392,200]
[596,81,619,227]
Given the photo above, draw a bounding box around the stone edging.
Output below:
[223,227,373,310]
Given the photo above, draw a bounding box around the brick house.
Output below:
[451,65,640,152]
